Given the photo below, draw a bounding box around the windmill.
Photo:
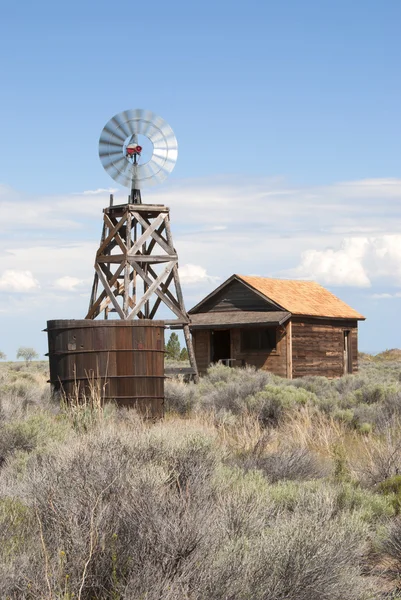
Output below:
[86,109,198,379]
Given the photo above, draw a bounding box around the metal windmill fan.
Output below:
[99,109,178,202]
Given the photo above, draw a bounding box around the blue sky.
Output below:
[0,0,400,358]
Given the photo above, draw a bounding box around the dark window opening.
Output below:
[211,329,231,363]
[241,328,277,352]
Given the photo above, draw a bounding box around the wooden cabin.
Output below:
[188,275,365,378]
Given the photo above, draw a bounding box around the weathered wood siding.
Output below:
[198,280,279,313]
[291,318,358,378]
[351,327,358,373]
[193,330,211,374]
[193,318,359,378]
[230,326,288,377]
[193,326,288,377]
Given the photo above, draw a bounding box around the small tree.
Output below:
[16,346,39,365]
[166,333,181,360]
[179,347,189,362]
[0,351,6,360]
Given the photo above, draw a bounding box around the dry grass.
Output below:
[1,357,401,598]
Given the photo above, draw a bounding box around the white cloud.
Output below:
[53,276,85,291]
[1,175,401,315]
[178,264,220,285]
[81,188,117,195]
[0,270,39,292]
[372,292,401,299]
[288,235,401,288]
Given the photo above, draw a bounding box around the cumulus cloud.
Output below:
[53,276,85,291]
[288,234,401,288]
[0,270,39,292]
[178,264,220,285]
[1,176,401,314]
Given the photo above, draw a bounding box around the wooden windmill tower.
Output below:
[86,109,198,379]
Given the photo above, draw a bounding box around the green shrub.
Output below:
[246,384,317,426]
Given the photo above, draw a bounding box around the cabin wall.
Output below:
[192,325,288,377]
[192,330,211,375]
[230,326,288,377]
[291,318,359,378]
[193,319,359,378]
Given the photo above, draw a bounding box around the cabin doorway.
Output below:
[343,331,352,374]
[211,329,231,365]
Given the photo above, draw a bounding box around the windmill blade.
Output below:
[98,109,178,190]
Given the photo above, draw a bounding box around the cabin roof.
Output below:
[189,274,365,320]
[189,310,291,329]
[237,275,365,320]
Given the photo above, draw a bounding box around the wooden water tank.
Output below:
[46,320,165,418]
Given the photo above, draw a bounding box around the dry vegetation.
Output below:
[1,354,401,598]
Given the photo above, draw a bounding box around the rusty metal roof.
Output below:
[237,275,365,320]
[189,310,291,329]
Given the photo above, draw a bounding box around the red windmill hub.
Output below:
[126,144,142,157]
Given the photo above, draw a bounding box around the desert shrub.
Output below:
[213,466,273,540]
[335,373,368,396]
[195,486,370,600]
[355,427,401,488]
[0,412,71,471]
[333,407,355,425]
[242,445,328,483]
[378,517,401,588]
[335,481,395,521]
[204,363,272,389]
[0,423,219,599]
[292,375,339,400]
[164,378,197,415]
[353,383,400,406]
[378,475,401,514]
[245,384,317,426]
[194,365,273,416]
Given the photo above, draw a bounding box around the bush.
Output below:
[164,378,197,415]
[246,384,317,426]
[242,445,328,483]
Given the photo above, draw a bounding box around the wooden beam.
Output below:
[96,213,127,257]
[126,261,176,319]
[133,212,172,254]
[127,213,166,256]
[147,264,181,309]
[95,265,125,319]
[86,262,126,319]
[123,211,132,316]
[286,320,293,379]
[149,270,175,319]
[129,260,185,320]
[164,216,199,381]
[147,220,168,255]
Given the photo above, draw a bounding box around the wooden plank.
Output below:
[123,211,132,315]
[128,213,167,256]
[149,270,175,319]
[95,265,125,319]
[130,260,185,320]
[147,220,168,255]
[133,212,172,254]
[127,261,176,319]
[286,321,292,379]
[163,216,199,380]
[86,262,126,319]
[96,213,127,257]
[147,264,181,309]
